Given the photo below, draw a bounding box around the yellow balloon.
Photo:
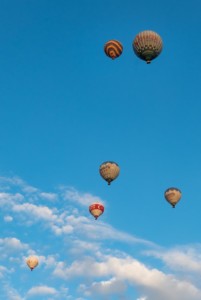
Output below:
[164,187,182,208]
[99,161,120,185]
[26,256,39,271]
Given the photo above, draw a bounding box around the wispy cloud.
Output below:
[0,176,152,246]
[0,176,38,194]
[39,192,58,201]
[0,265,12,278]
[2,282,24,300]
[4,215,13,222]
[62,186,106,206]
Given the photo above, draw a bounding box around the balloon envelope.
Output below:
[164,187,182,208]
[133,30,163,64]
[26,256,39,271]
[99,161,120,185]
[104,40,123,60]
[89,203,104,220]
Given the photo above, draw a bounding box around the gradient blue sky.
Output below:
[0,0,201,299]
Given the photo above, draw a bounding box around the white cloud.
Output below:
[145,246,201,274]
[26,285,70,299]
[64,214,153,245]
[51,224,74,235]
[0,238,28,254]
[4,215,13,222]
[12,203,58,221]
[70,240,101,255]
[2,283,24,300]
[35,254,58,269]
[53,256,109,279]
[53,254,201,300]
[27,285,57,297]
[0,179,153,246]
[0,176,38,194]
[39,192,58,201]
[0,265,10,278]
[80,277,127,297]
[0,192,24,207]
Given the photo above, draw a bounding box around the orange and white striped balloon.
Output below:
[104,40,123,60]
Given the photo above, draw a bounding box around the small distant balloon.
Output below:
[133,30,163,64]
[164,187,182,208]
[99,161,120,185]
[104,40,123,60]
[89,203,104,220]
[26,256,39,271]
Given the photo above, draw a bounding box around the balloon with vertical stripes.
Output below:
[104,40,123,60]
[133,30,163,64]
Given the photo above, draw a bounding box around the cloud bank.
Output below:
[0,176,200,300]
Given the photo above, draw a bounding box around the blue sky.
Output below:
[0,0,201,299]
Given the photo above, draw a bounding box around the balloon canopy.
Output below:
[104,40,123,60]
[89,203,104,220]
[164,187,182,208]
[133,30,163,64]
[99,161,120,185]
[26,256,39,271]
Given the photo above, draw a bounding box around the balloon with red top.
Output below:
[89,203,104,220]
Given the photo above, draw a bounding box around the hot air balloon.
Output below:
[133,30,163,64]
[164,187,182,208]
[99,161,120,185]
[104,40,123,60]
[89,203,104,220]
[26,256,39,271]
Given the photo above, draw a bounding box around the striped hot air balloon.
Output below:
[133,30,163,64]
[99,161,120,185]
[104,40,123,60]
[164,187,182,208]
[89,203,104,220]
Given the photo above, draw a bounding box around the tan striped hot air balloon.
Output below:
[26,256,39,271]
[104,40,123,60]
[89,203,104,220]
[133,30,163,64]
[99,161,120,185]
[164,187,182,208]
